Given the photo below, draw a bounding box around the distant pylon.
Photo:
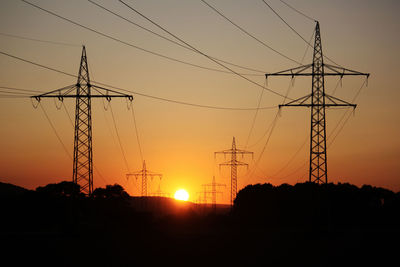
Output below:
[215,137,253,206]
[266,21,369,184]
[126,160,162,196]
[202,176,226,211]
[152,183,170,197]
[32,46,133,195]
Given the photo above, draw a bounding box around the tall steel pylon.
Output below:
[32,46,133,195]
[202,176,226,211]
[126,160,162,196]
[265,22,369,184]
[215,137,253,206]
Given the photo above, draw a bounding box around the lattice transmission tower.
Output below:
[265,22,369,184]
[32,46,133,195]
[215,137,253,206]
[202,176,226,211]
[126,160,162,196]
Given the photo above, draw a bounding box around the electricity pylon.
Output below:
[32,46,133,195]
[151,183,170,197]
[215,137,253,206]
[196,189,210,204]
[265,21,369,184]
[126,160,162,196]
[202,176,226,211]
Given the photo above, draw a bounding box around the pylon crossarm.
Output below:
[279,93,356,108]
[266,64,369,78]
[325,94,356,108]
[91,85,134,101]
[31,84,133,101]
[265,64,313,78]
[324,64,370,77]
[203,183,226,187]
[147,173,162,178]
[219,160,248,167]
[219,162,234,167]
[279,94,311,108]
[234,149,254,155]
[126,171,144,177]
[31,84,76,101]
[215,149,234,155]
[36,95,131,99]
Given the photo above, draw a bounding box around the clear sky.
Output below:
[0,0,399,203]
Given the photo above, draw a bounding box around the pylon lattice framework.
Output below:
[215,137,253,206]
[265,22,369,184]
[33,46,133,195]
[126,160,162,197]
[202,176,226,211]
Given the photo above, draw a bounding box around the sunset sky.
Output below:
[0,0,399,203]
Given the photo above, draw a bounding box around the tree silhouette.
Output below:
[35,181,80,197]
[92,184,129,199]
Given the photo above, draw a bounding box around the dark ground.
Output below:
[1,181,399,266]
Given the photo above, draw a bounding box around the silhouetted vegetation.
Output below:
[1,180,399,266]
[92,184,129,199]
[234,182,400,230]
[36,181,81,197]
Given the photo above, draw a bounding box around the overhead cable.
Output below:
[118,0,290,99]
[0,49,278,111]
[88,0,265,74]
[20,0,260,77]
[278,0,316,22]
[0,32,80,47]
[261,0,342,67]
[199,0,301,65]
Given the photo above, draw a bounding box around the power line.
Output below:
[261,0,312,45]
[118,0,291,100]
[0,95,31,98]
[252,110,280,168]
[244,28,313,150]
[328,109,353,147]
[62,102,74,127]
[244,81,265,148]
[41,99,112,186]
[271,135,308,178]
[38,103,72,161]
[20,0,262,77]
[0,32,80,47]
[0,90,32,95]
[129,102,144,163]
[247,79,293,149]
[278,0,316,22]
[261,0,342,67]
[109,103,131,173]
[0,50,279,111]
[0,86,44,93]
[88,0,266,74]
[299,30,314,63]
[277,161,307,180]
[199,0,301,65]
[0,50,77,78]
[327,79,367,143]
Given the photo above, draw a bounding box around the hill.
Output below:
[0,181,399,266]
[0,181,29,197]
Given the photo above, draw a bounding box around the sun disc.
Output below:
[174,189,189,201]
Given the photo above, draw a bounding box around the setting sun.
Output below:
[174,189,189,201]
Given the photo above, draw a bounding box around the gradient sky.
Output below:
[0,0,399,203]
